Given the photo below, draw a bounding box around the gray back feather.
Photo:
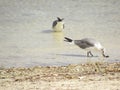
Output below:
[74,38,97,49]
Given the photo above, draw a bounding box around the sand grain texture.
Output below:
[0,62,120,90]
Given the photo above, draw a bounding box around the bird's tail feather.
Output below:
[64,37,73,42]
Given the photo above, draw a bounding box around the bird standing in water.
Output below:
[52,17,64,32]
[64,37,109,58]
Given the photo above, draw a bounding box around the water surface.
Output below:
[0,0,120,67]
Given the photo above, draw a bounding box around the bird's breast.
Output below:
[53,22,64,32]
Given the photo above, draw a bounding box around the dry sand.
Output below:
[0,62,120,90]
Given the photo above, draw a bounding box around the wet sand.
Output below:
[0,62,120,90]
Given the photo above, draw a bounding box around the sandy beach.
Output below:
[0,62,120,90]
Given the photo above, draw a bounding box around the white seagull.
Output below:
[64,37,109,58]
[52,17,64,32]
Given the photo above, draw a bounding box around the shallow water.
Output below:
[0,0,120,67]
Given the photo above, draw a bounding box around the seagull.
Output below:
[64,37,109,58]
[52,17,64,32]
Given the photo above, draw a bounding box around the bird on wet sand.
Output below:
[64,37,109,58]
[52,17,64,32]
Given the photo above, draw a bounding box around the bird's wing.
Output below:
[74,39,94,49]
[63,24,65,29]
[52,20,57,28]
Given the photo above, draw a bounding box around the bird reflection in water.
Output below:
[52,32,64,47]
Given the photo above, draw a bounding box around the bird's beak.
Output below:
[105,55,109,58]
[64,39,67,42]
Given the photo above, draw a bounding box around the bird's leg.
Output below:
[87,51,90,57]
[87,51,93,57]
[101,49,109,58]
[89,51,93,57]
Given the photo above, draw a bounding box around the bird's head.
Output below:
[57,17,64,22]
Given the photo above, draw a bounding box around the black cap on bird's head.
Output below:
[57,17,64,21]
